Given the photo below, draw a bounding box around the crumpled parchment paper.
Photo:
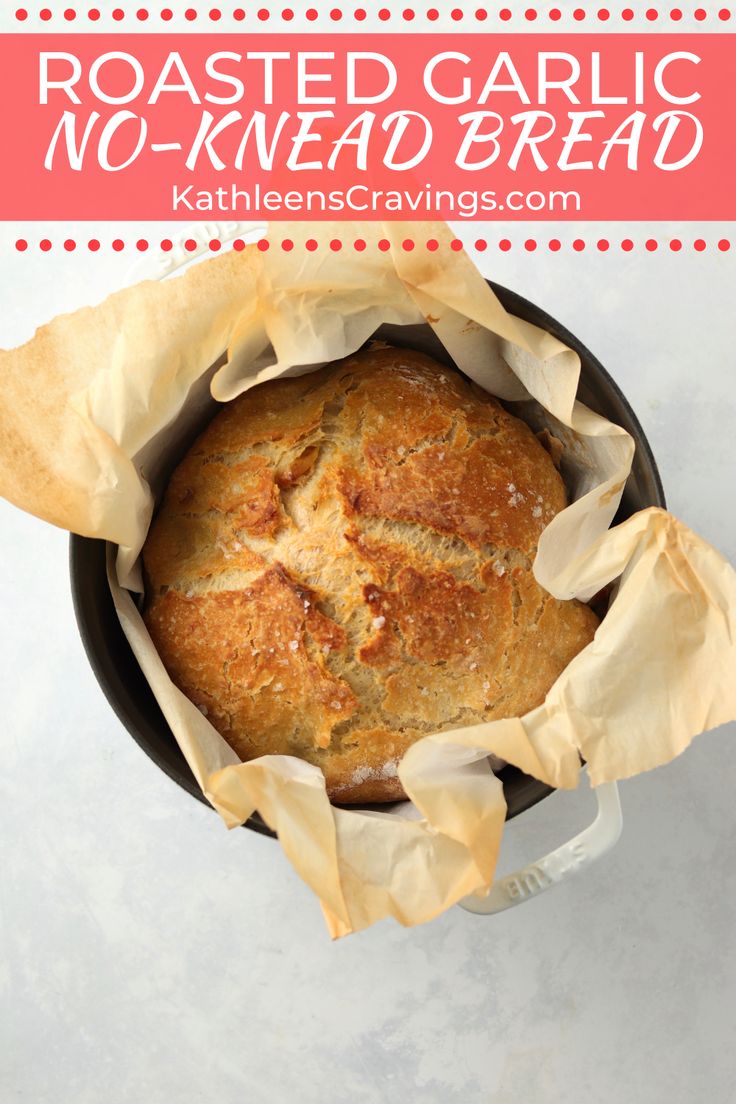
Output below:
[2,221,734,937]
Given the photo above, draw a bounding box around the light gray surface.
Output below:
[1,228,735,1104]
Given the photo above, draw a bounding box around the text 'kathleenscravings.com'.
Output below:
[168,183,582,217]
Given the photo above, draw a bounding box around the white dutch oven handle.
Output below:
[459,781,622,915]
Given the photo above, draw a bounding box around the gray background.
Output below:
[2,222,734,1103]
[1,8,735,1100]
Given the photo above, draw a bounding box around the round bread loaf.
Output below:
[143,346,598,803]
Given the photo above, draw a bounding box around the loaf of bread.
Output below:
[143,346,598,803]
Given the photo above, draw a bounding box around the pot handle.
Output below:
[459,781,622,915]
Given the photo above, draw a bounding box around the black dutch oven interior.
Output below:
[70,281,666,840]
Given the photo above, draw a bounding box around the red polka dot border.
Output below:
[12,6,735,19]
[13,238,734,253]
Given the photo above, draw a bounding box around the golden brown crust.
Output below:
[143,347,598,803]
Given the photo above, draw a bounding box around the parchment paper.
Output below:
[2,221,735,937]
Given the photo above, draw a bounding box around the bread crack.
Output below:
[349,514,485,584]
[392,417,461,466]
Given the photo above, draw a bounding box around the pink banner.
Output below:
[1,33,733,220]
